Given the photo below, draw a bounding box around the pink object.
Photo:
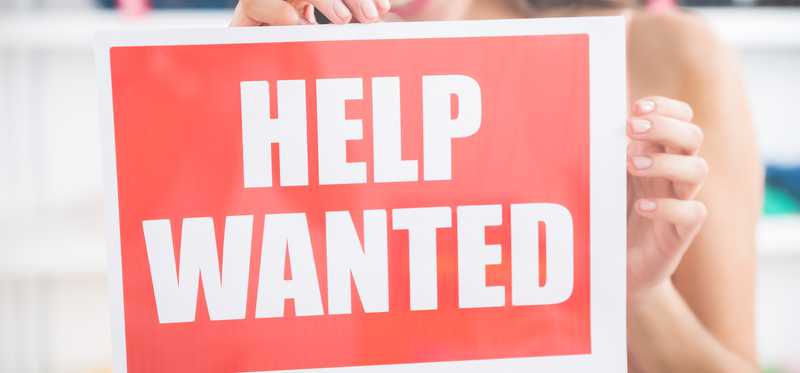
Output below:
[118,0,150,16]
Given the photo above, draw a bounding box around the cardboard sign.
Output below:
[96,17,627,373]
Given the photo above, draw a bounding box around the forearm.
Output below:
[627,282,758,373]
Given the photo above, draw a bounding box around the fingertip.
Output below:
[697,157,710,179]
[631,155,654,171]
[691,200,708,222]
[683,103,695,122]
[302,4,318,24]
[692,124,705,150]
[376,0,391,14]
[365,1,379,17]
[355,0,380,23]
[637,199,658,213]
[332,0,353,23]
[635,99,656,115]
[628,118,652,136]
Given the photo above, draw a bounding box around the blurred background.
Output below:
[0,1,799,372]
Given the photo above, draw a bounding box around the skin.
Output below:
[231,1,762,372]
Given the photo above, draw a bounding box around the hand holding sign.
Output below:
[626,96,708,301]
[231,0,392,26]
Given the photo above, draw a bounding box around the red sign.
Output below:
[97,18,627,373]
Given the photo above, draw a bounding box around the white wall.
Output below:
[0,275,111,373]
[743,49,800,165]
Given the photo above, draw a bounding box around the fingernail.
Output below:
[377,0,391,13]
[361,1,379,20]
[637,100,656,114]
[333,1,352,22]
[630,118,651,134]
[632,155,653,170]
[303,4,317,24]
[639,199,657,211]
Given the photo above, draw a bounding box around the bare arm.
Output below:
[627,12,761,373]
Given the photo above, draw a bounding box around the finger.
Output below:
[230,1,261,26]
[232,0,302,26]
[628,116,703,155]
[636,198,707,238]
[376,0,391,14]
[628,152,709,186]
[308,0,353,24]
[288,0,319,24]
[627,138,661,158]
[298,2,318,24]
[633,96,694,122]
[344,0,381,23]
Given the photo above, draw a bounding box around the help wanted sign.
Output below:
[96,17,627,373]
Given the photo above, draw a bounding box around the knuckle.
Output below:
[240,0,256,12]
[278,4,298,20]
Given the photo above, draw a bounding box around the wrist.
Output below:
[628,280,676,314]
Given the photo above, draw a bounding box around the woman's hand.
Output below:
[627,96,709,302]
[231,0,391,26]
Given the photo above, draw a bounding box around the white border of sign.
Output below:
[95,16,627,373]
